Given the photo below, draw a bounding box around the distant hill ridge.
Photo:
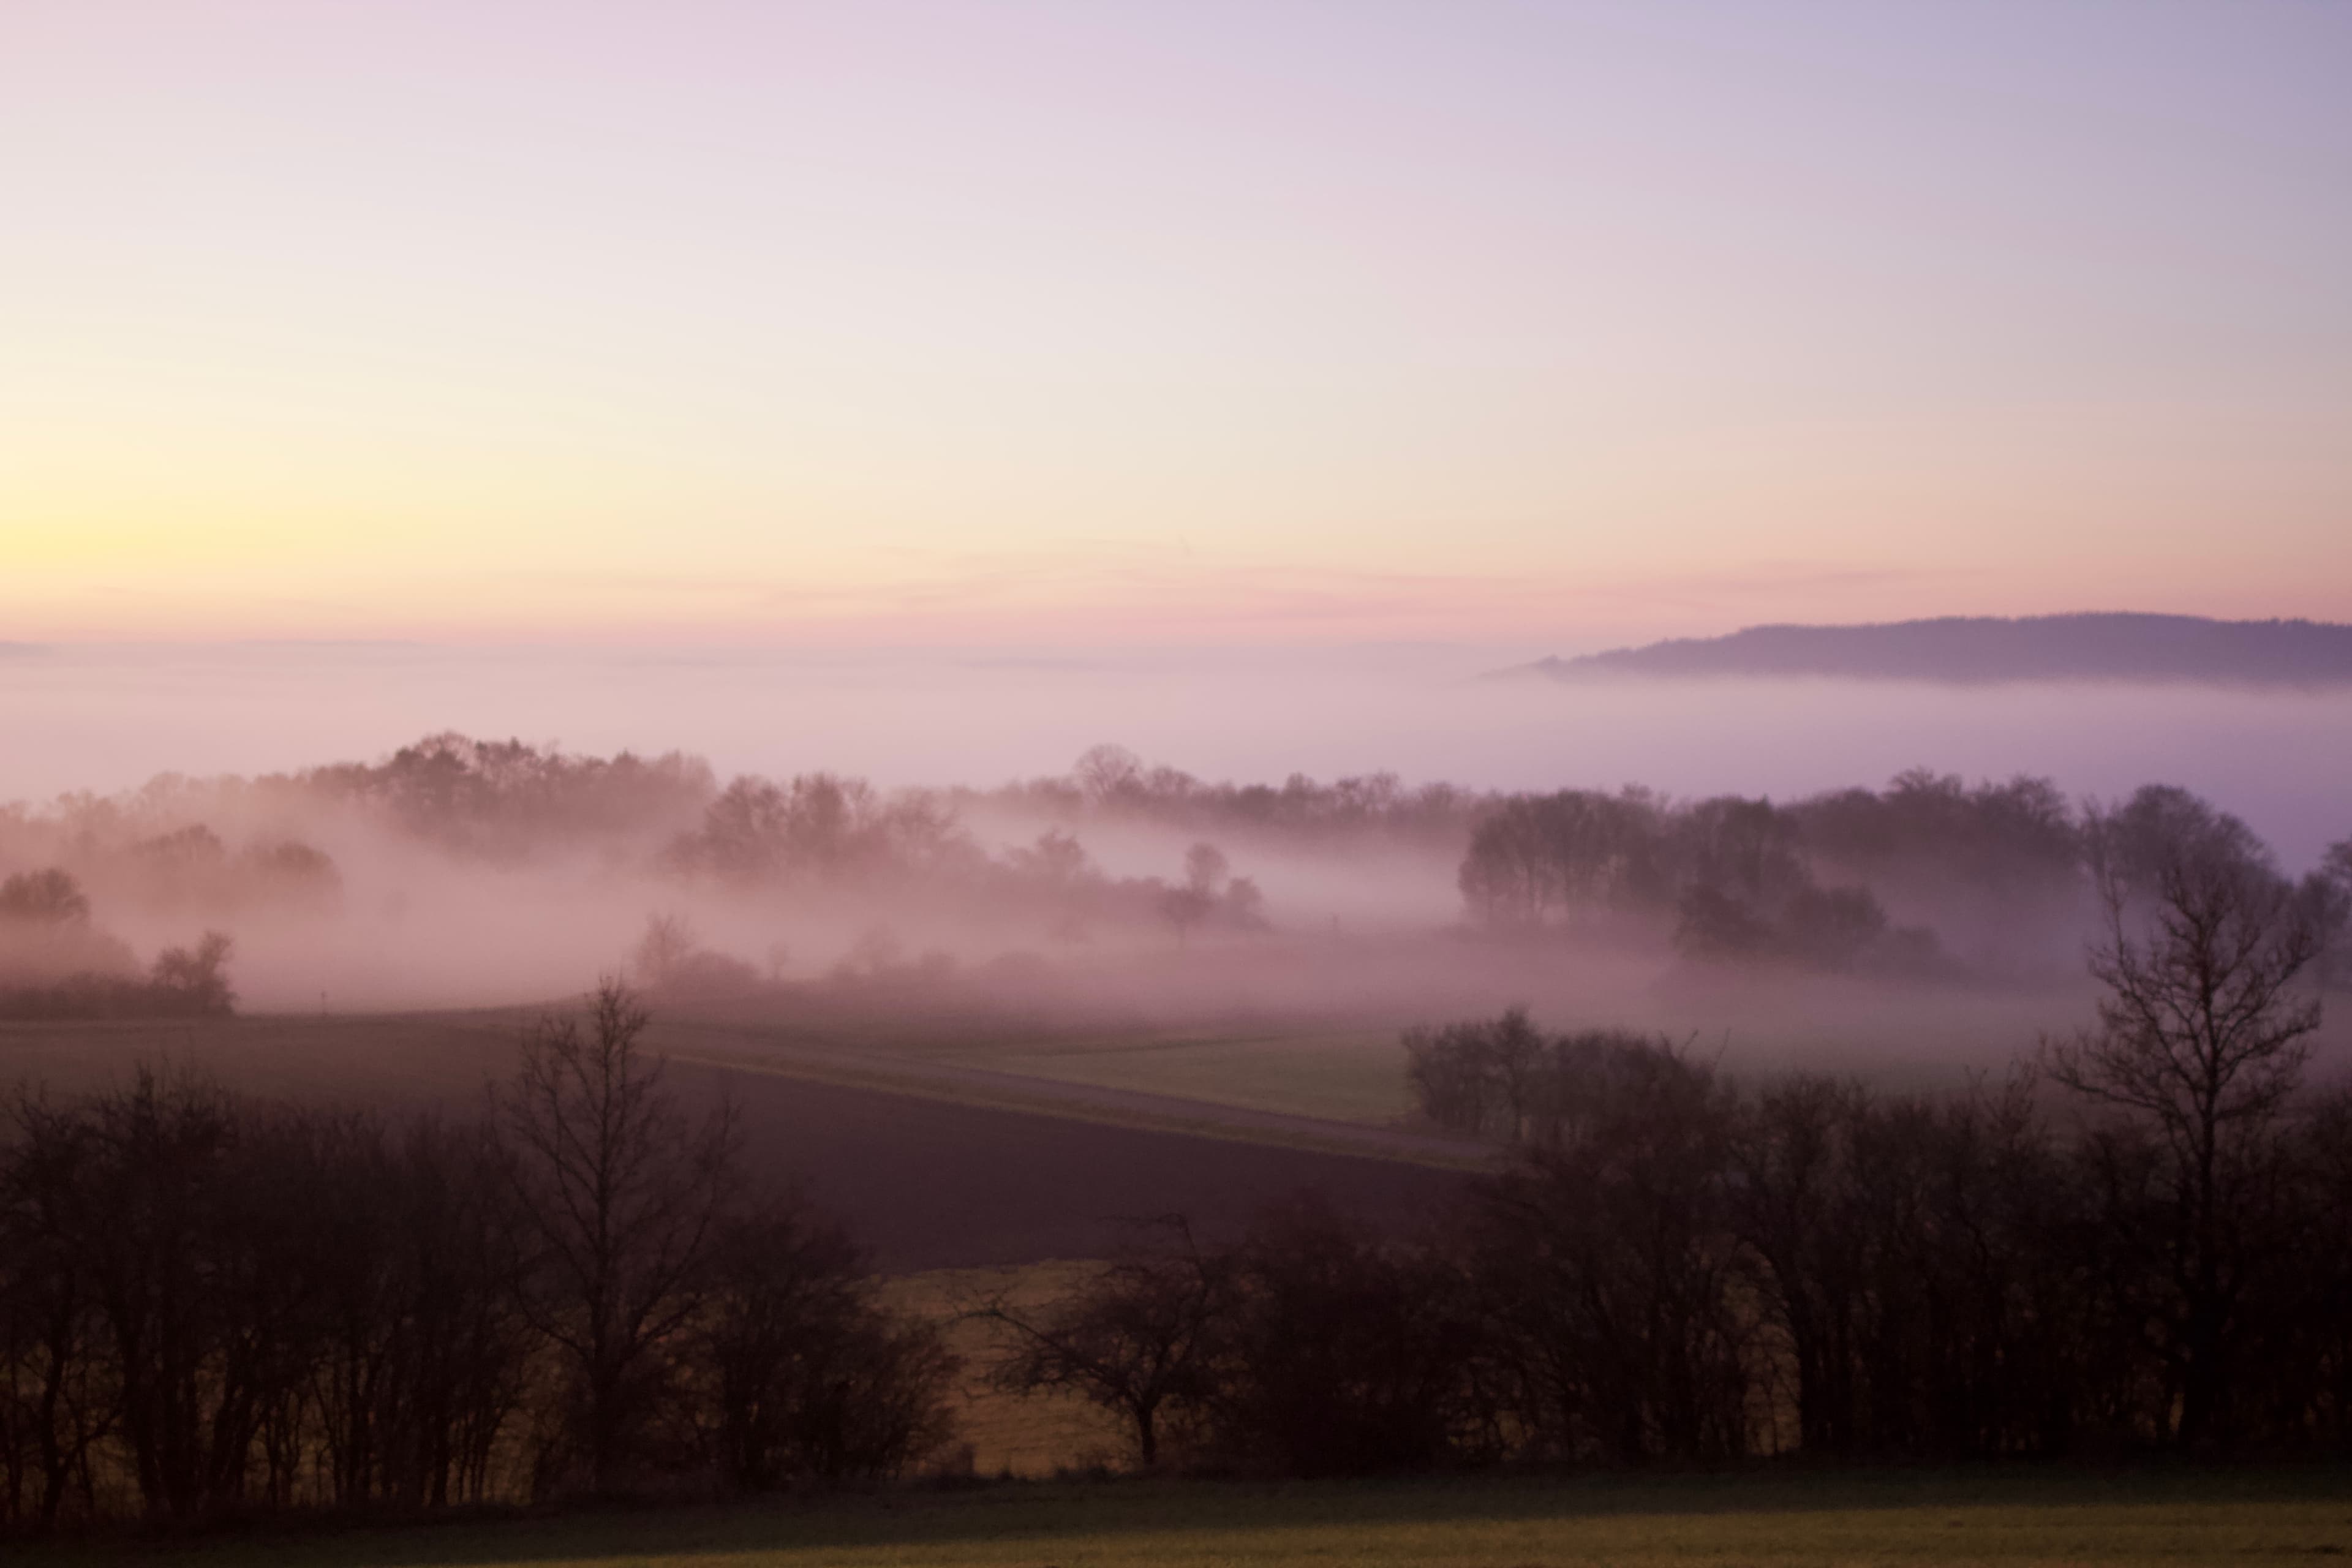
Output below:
[1514,614,2352,686]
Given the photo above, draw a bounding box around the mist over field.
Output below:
[6,642,2350,858]
[3,641,2346,1083]
[12,0,2352,1533]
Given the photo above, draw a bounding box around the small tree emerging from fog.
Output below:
[0,869,91,926]
[631,913,698,989]
[1159,841,1258,948]
[496,981,740,1496]
[149,931,235,1015]
[1074,744,1145,804]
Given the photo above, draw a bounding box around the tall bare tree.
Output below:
[0,1092,112,1529]
[2046,788,2328,1449]
[496,981,739,1496]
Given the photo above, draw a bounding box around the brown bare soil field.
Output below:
[0,1010,1469,1271]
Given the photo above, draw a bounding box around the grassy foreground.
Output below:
[28,1466,2352,1568]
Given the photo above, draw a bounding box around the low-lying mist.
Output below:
[3,656,2346,1084]
[6,643,2350,858]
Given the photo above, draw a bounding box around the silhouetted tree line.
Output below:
[1460,774,2350,980]
[0,934,236,1022]
[0,984,956,1532]
[982,744,1488,851]
[12,736,2344,973]
[279,744,2352,977]
[113,826,339,913]
[2322,839,2352,987]
[145,737,1485,868]
[665,772,973,886]
[0,869,237,1022]
[0,820,339,920]
[997,790,2351,1474]
[300,733,716,855]
[0,869,96,930]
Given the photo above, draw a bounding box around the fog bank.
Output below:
[6,643,2348,867]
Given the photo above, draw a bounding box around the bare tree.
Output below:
[72,1070,326,1520]
[1158,843,1231,949]
[631,913,698,990]
[1073,744,1145,804]
[695,1202,957,1489]
[0,1091,113,1530]
[148,932,235,1016]
[2045,790,2329,1449]
[2316,838,2352,988]
[1213,1197,1487,1476]
[496,981,739,1496]
[304,1112,529,1510]
[1466,1040,1751,1466]
[982,1218,1229,1471]
[0,871,90,927]
[1401,1008,1545,1142]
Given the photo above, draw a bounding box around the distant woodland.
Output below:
[3,775,2347,1525]
[2,733,2347,1018]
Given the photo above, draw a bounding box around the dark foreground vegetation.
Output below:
[3,755,2346,1543]
[0,986,956,1532]
[988,787,2350,1472]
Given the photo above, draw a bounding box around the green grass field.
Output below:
[650,978,2139,1134]
[24,1466,2351,1566]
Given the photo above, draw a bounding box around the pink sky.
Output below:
[3,1,2347,646]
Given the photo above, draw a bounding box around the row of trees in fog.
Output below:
[661,772,1274,944]
[0,986,954,1531]
[293,734,1479,865]
[991,742,1485,848]
[1460,772,2352,979]
[6,756,2346,1521]
[3,736,1310,971]
[0,868,236,1022]
[993,786,2348,1471]
[10,733,2347,983]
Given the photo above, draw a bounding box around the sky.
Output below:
[3,1,2348,648]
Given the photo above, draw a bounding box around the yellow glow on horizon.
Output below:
[4,2,2347,644]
